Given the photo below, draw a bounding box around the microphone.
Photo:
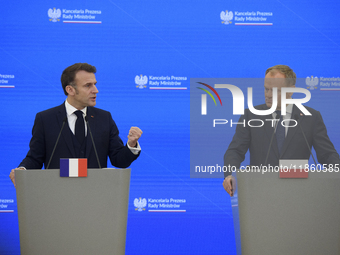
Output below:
[85,116,101,168]
[264,112,281,166]
[46,117,67,169]
[294,114,318,166]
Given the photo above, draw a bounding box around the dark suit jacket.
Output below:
[224,104,340,177]
[20,103,139,169]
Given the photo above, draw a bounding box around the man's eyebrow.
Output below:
[83,82,97,86]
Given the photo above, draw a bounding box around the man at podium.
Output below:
[223,65,340,196]
[9,63,142,187]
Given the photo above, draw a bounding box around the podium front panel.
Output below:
[16,168,131,255]
[232,170,340,255]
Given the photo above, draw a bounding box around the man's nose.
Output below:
[93,85,98,93]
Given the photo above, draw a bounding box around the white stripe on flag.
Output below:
[279,159,308,168]
[69,159,79,177]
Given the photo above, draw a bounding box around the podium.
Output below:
[231,170,340,255]
[15,168,131,255]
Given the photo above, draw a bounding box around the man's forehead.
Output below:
[264,75,287,87]
[74,70,96,83]
[266,70,285,77]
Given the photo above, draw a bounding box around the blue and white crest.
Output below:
[48,8,61,22]
[220,10,233,24]
[135,75,148,89]
[306,76,318,90]
[134,197,147,211]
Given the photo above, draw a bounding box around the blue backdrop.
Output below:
[1,1,339,254]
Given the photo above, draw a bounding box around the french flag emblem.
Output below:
[60,158,87,177]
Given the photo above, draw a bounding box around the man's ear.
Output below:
[288,85,295,98]
[66,85,75,96]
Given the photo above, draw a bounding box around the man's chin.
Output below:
[266,102,272,108]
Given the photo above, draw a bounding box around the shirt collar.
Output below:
[285,104,293,115]
[65,99,87,117]
[272,104,293,118]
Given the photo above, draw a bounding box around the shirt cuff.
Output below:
[127,141,141,155]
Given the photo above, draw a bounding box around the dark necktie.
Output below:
[275,110,285,155]
[74,110,85,144]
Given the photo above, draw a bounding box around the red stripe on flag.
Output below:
[279,168,308,178]
[78,158,88,177]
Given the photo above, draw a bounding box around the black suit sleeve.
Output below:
[107,113,140,168]
[19,113,46,169]
[311,110,340,165]
[223,112,251,177]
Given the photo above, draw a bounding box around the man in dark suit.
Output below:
[10,63,142,187]
[223,65,340,196]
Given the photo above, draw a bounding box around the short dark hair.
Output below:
[61,63,96,95]
[265,65,296,86]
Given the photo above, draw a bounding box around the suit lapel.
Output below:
[57,103,76,158]
[86,107,95,158]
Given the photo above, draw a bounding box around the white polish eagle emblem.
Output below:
[134,197,147,211]
[48,8,61,22]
